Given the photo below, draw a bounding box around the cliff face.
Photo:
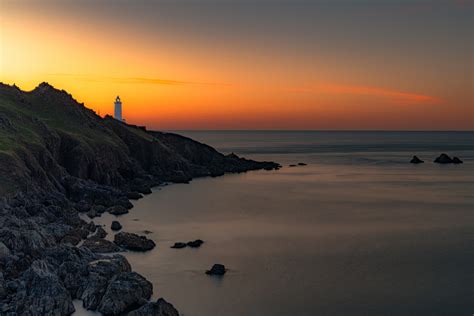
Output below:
[0,82,278,197]
[0,82,279,315]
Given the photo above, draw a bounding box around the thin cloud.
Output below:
[48,73,229,87]
[291,83,444,105]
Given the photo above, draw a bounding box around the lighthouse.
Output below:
[114,96,122,121]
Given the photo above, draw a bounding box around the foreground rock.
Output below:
[114,232,156,251]
[206,264,226,276]
[111,221,122,231]
[82,237,122,253]
[97,272,153,315]
[128,298,179,316]
[410,156,424,164]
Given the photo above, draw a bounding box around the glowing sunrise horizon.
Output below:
[1,0,472,130]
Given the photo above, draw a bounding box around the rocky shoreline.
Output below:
[0,82,280,315]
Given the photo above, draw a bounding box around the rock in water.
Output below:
[94,226,108,238]
[170,242,187,249]
[410,156,424,164]
[97,272,153,315]
[111,220,122,231]
[187,239,204,248]
[434,153,454,164]
[206,264,226,276]
[128,298,179,316]
[114,232,156,251]
[127,191,143,200]
[297,162,307,166]
[107,205,129,216]
[452,157,463,164]
[82,237,122,253]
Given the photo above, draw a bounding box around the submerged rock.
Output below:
[107,205,129,216]
[128,298,179,316]
[289,164,297,167]
[410,156,424,164]
[82,237,122,253]
[170,242,186,249]
[111,221,122,231]
[206,264,226,276]
[434,153,453,164]
[114,232,155,251]
[297,162,307,166]
[187,239,204,248]
[97,272,152,315]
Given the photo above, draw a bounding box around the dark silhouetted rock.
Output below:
[289,164,297,167]
[297,162,307,166]
[97,272,153,315]
[107,205,129,216]
[111,221,122,231]
[87,208,98,219]
[94,226,107,238]
[170,242,186,249]
[187,239,204,248]
[128,298,179,316]
[434,153,454,164]
[127,191,143,200]
[82,237,122,253]
[114,232,155,251]
[452,157,463,164]
[410,156,424,164]
[206,263,226,276]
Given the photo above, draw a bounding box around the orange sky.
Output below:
[0,0,472,130]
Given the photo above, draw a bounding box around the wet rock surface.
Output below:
[170,242,187,249]
[114,232,156,251]
[410,156,424,164]
[82,237,122,253]
[111,220,122,231]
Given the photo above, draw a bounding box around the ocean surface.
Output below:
[86,131,473,316]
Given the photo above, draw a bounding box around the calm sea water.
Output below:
[88,131,474,316]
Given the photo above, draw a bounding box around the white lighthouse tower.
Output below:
[114,96,122,121]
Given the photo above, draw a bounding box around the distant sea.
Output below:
[86,131,474,316]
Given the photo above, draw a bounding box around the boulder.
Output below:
[128,298,179,316]
[111,220,122,231]
[107,205,129,216]
[289,164,296,167]
[60,234,82,246]
[82,237,122,253]
[452,157,463,164]
[87,208,98,219]
[434,153,454,164]
[97,272,153,315]
[297,162,307,166]
[187,239,204,248]
[410,156,424,164]
[94,226,107,239]
[206,263,226,276]
[170,242,186,249]
[127,191,143,200]
[114,232,156,251]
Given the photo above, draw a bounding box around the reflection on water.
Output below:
[91,132,474,316]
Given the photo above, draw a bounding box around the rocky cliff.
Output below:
[0,82,279,315]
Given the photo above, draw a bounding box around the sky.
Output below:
[0,0,473,130]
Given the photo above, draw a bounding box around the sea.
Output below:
[78,131,474,316]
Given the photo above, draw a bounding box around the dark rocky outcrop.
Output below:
[206,264,227,276]
[170,242,187,249]
[107,205,129,216]
[128,298,179,316]
[94,226,108,239]
[410,156,424,164]
[452,157,463,164]
[114,232,156,251]
[297,162,307,166]
[111,220,122,231]
[187,239,204,248]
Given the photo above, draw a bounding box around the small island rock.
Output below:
[452,157,463,164]
[434,153,454,164]
[114,232,156,251]
[410,156,424,164]
[170,242,187,249]
[187,239,204,248]
[206,263,226,276]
